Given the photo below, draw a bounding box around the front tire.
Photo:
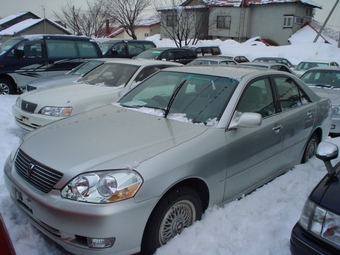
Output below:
[141,187,202,254]
[302,134,319,163]
[0,78,15,95]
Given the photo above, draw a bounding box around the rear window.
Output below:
[77,41,99,58]
[46,40,78,58]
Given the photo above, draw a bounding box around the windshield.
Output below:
[300,70,340,87]
[78,62,139,87]
[135,49,162,59]
[68,60,104,75]
[119,71,239,124]
[295,62,329,71]
[0,38,21,55]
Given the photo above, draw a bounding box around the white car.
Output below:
[294,60,339,77]
[12,59,182,131]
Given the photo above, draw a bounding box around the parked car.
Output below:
[5,65,331,255]
[0,34,103,95]
[290,141,340,255]
[187,56,238,66]
[25,59,107,91]
[182,45,221,56]
[12,59,182,131]
[294,60,339,77]
[220,54,250,63]
[299,66,340,135]
[239,62,296,75]
[252,57,295,68]
[134,47,197,64]
[96,39,156,58]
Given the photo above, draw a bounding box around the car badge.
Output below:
[25,103,29,109]
[27,163,35,178]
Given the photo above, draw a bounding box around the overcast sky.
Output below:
[0,0,339,30]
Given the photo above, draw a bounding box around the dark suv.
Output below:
[134,47,197,64]
[0,34,102,94]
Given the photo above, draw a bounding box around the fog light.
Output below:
[87,237,116,248]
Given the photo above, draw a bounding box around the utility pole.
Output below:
[313,0,339,43]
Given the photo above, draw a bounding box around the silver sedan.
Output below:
[4,66,331,255]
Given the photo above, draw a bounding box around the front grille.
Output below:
[21,100,37,113]
[15,149,63,193]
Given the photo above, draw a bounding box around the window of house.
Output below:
[283,16,293,28]
[166,14,177,27]
[305,7,313,17]
[217,16,231,29]
[295,17,303,25]
[144,33,149,37]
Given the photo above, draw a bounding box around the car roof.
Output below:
[239,62,286,68]
[298,60,338,63]
[159,65,288,80]
[253,57,289,60]
[303,66,340,71]
[101,58,183,66]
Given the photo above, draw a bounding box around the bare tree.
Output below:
[104,0,152,40]
[54,0,110,37]
[156,0,212,47]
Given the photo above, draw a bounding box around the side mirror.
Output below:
[316,141,338,176]
[228,112,262,129]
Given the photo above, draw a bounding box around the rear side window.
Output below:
[76,41,99,58]
[127,42,156,56]
[46,40,77,58]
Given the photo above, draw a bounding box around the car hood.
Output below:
[20,105,208,186]
[311,170,340,213]
[308,86,340,103]
[21,83,122,105]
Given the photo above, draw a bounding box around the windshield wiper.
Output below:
[164,80,186,118]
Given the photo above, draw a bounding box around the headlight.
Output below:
[39,106,72,117]
[61,170,143,203]
[299,199,340,247]
[332,105,340,115]
[15,97,21,108]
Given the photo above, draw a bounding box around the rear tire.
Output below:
[0,78,15,95]
[141,187,202,254]
[302,134,319,163]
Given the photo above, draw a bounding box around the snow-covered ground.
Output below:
[1,26,340,255]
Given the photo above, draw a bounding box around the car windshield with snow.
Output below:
[4,65,331,255]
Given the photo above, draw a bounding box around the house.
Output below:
[97,15,160,40]
[158,0,322,45]
[0,11,39,32]
[0,12,72,43]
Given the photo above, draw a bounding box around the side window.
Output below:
[46,40,77,58]
[135,66,161,82]
[161,51,174,61]
[237,78,274,117]
[144,43,155,50]
[76,41,98,58]
[112,43,127,56]
[174,50,188,60]
[274,76,310,111]
[127,43,145,56]
[9,40,43,58]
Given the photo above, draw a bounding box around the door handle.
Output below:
[272,124,283,133]
[307,110,314,118]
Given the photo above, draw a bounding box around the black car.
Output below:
[290,141,340,255]
[134,47,197,64]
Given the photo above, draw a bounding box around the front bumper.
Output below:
[12,104,64,131]
[290,222,339,255]
[4,155,156,255]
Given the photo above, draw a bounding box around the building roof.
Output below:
[0,18,71,36]
[0,11,39,26]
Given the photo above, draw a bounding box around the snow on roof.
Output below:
[0,11,31,26]
[179,0,322,8]
[0,18,71,36]
[135,15,160,27]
